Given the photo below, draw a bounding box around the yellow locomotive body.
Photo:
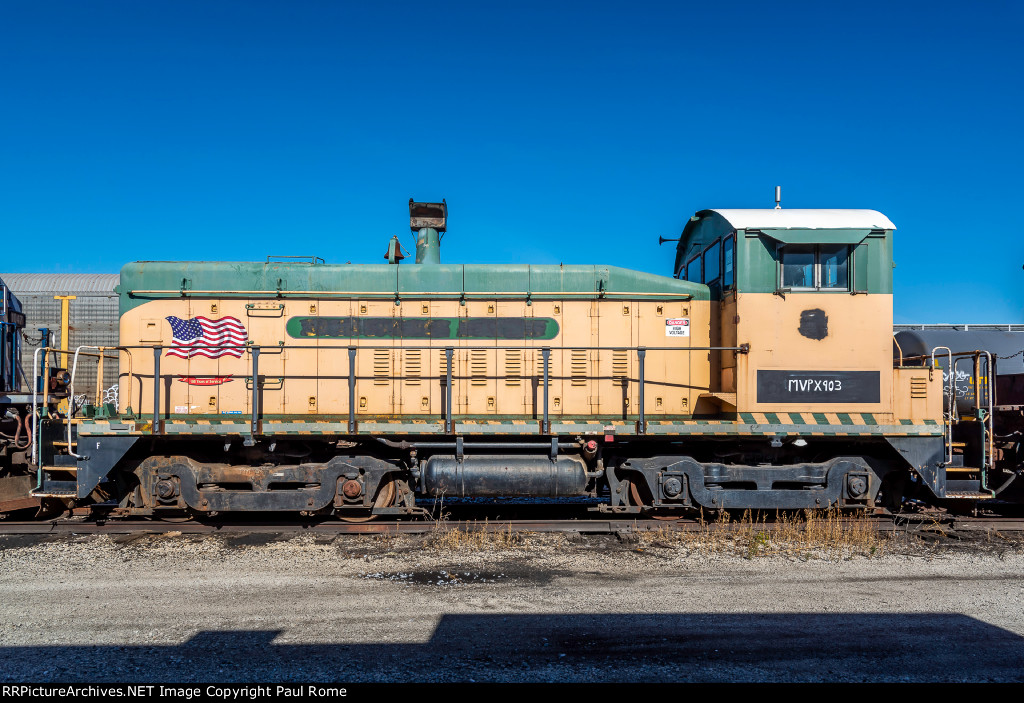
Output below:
[118,291,710,425]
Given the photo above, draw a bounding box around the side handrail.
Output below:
[68,346,131,458]
[945,350,997,497]
[92,346,134,410]
[930,346,954,464]
[980,350,994,490]
[142,343,747,439]
[30,346,61,480]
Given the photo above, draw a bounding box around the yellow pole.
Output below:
[53,295,76,369]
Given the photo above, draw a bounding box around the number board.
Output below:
[756,370,880,403]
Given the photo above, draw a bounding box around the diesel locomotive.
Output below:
[17,200,1023,519]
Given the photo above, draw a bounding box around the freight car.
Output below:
[21,201,1017,520]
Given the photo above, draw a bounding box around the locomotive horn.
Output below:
[659,236,680,245]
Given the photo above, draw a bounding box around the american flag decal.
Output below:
[165,316,247,359]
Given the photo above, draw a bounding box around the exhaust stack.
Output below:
[409,199,447,264]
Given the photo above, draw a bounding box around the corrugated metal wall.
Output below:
[1,274,120,401]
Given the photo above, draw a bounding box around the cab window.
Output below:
[722,234,735,288]
[780,244,851,291]
[781,245,816,288]
[704,241,721,283]
[686,256,701,283]
[819,244,849,289]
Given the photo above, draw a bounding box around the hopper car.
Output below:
[10,200,1023,520]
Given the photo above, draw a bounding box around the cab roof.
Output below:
[700,209,896,231]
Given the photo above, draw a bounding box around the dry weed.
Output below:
[424,518,529,551]
[637,508,893,559]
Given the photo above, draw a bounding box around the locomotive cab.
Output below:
[676,208,938,425]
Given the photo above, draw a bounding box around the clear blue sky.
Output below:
[2,1,1021,322]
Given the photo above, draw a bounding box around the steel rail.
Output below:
[1,514,1021,535]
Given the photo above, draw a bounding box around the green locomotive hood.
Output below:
[117,262,708,316]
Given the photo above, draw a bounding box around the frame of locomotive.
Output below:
[29,202,1005,520]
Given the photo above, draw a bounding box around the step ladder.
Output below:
[945,474,991,500]
[932,346,997,500]
[31,460,78,498]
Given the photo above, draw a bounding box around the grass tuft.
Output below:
[637,508,893,559]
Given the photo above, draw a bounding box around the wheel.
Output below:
[337,478,397,523]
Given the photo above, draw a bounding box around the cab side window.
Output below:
[723,234,735,288]
[686,256,701,283]
[678,232,735,292]
[819,244,849,289]
[704,241,721,284]
[780,244,850,291]
[781,244,816,288]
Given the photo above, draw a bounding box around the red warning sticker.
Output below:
[665,318,690,337]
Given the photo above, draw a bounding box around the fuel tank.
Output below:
[422,455,589,497]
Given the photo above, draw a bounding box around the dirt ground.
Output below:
[0,527,1022,683]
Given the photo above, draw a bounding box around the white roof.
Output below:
[706,209,896,231]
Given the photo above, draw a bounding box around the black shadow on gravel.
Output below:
[2,613,1021,683]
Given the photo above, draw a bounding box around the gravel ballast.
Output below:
[1,530,1022,682]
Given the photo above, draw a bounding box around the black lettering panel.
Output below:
[757,370,880,404]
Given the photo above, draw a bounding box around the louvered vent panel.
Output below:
[612,350,628,381]
[404,350,421,386]
[535,355,551,386]
[373,349,391,385]
[571,349,587,386]
[470,349,488,387]
[910,377,928,399]
[504,350,522,386]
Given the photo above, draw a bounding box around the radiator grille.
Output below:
[504,350,522,386]
[571,349,587,387]
[612,350,629,382]
[373,349,391,386]
[470,349,488,387]
[404,350,421,386]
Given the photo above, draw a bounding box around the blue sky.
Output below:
[2,1,1021,322]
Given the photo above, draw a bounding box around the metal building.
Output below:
[0,274,120,400]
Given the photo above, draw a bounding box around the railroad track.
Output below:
[0,513,1022,535]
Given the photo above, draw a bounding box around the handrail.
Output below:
[265,255,325,265]
[980,350,994,494]
[948,350,997,498]
[903,350,994,361]
[68,346,99,458]
[30,346,62,478]
[140,343,742,440]
[127,289,695,300]
[68,346,132,458]
[930,346,954,464]
[116,343,746,352]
